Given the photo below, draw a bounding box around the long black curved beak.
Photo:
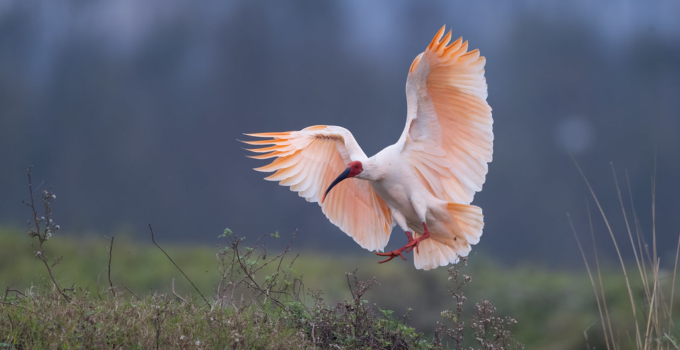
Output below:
[322,167,351,203]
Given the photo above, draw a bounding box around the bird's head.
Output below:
[321,160,363,203]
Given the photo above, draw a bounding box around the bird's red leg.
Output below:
[405,222,431,254]
[375,231,416,263]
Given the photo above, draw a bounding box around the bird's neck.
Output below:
[356,157,384,182]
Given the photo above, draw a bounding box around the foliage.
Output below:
[1,289,309,349]
[1,168,525,349]
[0,225,653,349]
[0,231,435,349]
[0,259,523,350]
[297,273,430,349]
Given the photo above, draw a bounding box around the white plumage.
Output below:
[244,26,493,270]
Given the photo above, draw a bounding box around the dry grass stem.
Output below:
[572,158,680,350]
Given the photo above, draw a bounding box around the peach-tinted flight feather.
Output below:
[400,25,493,206]
[244,126,393,252]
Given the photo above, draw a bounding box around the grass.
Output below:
[0,226,638,349]
[1,290,312,349]
[0,223,524,349]
[2,163,679,349]
[570,160,680,350]
[0,227,436,349]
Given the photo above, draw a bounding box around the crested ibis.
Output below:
[243,26,492,270]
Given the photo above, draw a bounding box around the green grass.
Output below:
[0,226,654,349]
[1,289,316,349]
[0,227,441,349]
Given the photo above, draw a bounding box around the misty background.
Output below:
[1,0,679,268]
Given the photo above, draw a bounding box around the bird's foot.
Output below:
[404,223,431,254]
[404,239,421,254]
[375,248,408,263]
[376,230,417,264]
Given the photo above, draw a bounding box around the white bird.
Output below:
[243,26,492,270]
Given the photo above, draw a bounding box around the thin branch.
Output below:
[233,248,288,311]
[124,286,142,301]
[6,311,14,346]
[148,224,209,305]
[583,320,598,350]
[4,289,25,299]
[40,256,70,302]
[95,271,104,301]
[108,236,116,297]
[153,301,166,350]
[26,167,41,245]
[346,273,355,301]
[3,280,23,300]
[26,167,70,302]
[171,278,186,303]
[312,322,317,349]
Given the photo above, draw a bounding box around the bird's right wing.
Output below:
[243,125,393,252]
[398,26,493,205]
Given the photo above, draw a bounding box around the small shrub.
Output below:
[434,258,524,350]
[300,271,431,349]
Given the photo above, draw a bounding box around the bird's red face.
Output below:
[322,160,363,203]
[347,161,363,178]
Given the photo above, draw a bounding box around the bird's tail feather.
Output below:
[446,203,483,245]
[413,203,483,270]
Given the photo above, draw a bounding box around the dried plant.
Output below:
[213,228,307,313]
[22,166,69,302]
[469,300,521,350]
[434,257,524,350]
[302,270,429,349]
[571,159,680,350]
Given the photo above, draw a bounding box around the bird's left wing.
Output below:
[398,26,493,205]
[244,125,393,251]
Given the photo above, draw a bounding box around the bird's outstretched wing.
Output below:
[398,25,493,204]
[244,125,393,251]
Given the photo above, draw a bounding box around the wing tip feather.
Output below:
[436,30,453,54]
[244,132,293,138]
[428,25,447,50]
[247,153,276,160]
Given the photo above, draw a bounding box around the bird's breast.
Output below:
[369,163,422,218]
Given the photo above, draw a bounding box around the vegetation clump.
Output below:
[0,168,523,349]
